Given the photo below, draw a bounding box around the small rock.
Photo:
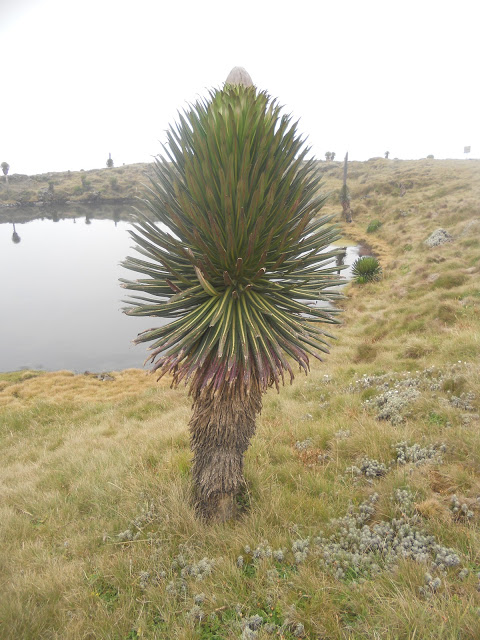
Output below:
[424,228,453,247]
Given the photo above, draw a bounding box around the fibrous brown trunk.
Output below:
[342,152,353,223]
[189,377,262,522]
[342,200,353,224]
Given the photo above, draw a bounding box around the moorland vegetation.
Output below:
[1,155,479,638]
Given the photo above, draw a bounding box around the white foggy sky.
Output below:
[1,0,478,176]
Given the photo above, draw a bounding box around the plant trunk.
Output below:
[342,200,353,224]
[189,378,262,522]
[342,152,352,223]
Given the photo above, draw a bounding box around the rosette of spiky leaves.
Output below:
[121,85,344,395]
[352,256,382,283]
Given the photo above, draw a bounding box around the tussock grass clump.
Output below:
[354,343,377,363]
[433,272,468,289]
[401,341,432,359]
[436,303,457,325]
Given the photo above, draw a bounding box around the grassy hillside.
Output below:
[0,163,154,207]
[1,159,479,639]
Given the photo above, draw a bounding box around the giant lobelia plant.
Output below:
[121,68,344,521]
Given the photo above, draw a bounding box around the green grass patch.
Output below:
[367,219,382,233]
[432,273,468,289]
[427,411,448,427]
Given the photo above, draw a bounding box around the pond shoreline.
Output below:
[0,202,138,225]
[0,196,136,209]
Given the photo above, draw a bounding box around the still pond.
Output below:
[0,206,360,373]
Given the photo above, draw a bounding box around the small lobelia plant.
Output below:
[121,67,343,521]
[352,256,382,284]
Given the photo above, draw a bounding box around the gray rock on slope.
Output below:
[425,228,453,247]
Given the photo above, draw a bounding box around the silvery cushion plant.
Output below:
[121,68,342,520]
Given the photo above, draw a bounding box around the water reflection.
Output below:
[0,203,137,227]
[336,246,347,273]
[12,223,21,244]
[0,205,152,373]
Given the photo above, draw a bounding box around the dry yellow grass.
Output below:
[0,369,169,408]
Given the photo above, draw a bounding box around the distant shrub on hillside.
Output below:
[19,190,34,201]
[109,177,119,191]
[80,175,91,191]
[367,219,382,233]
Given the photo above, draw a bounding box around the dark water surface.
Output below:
[0,209,360,373]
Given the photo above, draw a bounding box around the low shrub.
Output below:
[109,177,119,191]
[367,219,382,233]
[18,190,35,201]
[80,175,92,190]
